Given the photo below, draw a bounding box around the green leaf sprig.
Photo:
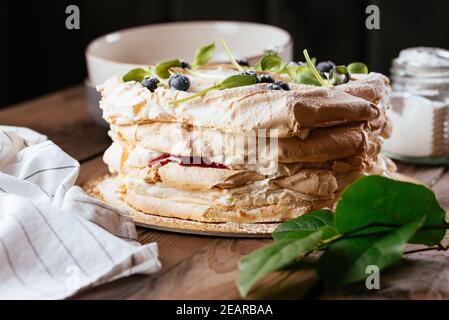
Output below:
[255,54,286,73]
[253,50,327,87]
[253,49,370,88]
[347,62,369,74]
[254,53,320,86]
[192,43,216,69]
[169,73,257,105]
[237,175,447,297]
[303,49,331,87]
[123,43,216,82]
[122,68,150,82]
[154,59,182,79]
[154,43,217,78]
[288,65,322,86]
[220,38,244,71]
[122,43,370,90]
[122,60,181,82]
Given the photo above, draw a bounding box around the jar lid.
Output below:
[391,47,449,78]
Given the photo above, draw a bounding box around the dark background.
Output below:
[1,0,448,109]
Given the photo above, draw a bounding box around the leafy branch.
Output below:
[236,175,447,297]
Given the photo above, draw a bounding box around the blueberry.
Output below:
[141,76,160,92]
[257,74,274,83]
[316,61,336,73]
[236,59,250,67]
[240,70,257,78]
[273,81,290,90]
[169,74,190,91]
[180,60,191,69]
[266,83,283,90]
[267,81,290,91]
[319,71,328,80]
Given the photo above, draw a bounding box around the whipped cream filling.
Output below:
[122,158,392,208]
[124,145,162,169]
[105,141,391,206]
[103,138,383,181]
[105,141,391,208]
[104,140,310,178]
[125,176,324,208]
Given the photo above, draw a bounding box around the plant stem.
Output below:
[319,234,342,246]
[303,49,331,88]
[342,221,449,236]
[315,221,449,248]
[341,222,399,237]
[420,223,449,231]
[404,244,449,255]
[283,222,449,255]
[220,38,244,71]
[169,85,219,105]
[317,222,428,248]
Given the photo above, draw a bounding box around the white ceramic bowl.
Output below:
[86,21,293,86]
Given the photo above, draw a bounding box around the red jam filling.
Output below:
[149,153,227,169]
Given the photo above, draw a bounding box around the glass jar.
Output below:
[383,47,449,165]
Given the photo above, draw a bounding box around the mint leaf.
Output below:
[347,62,368,74]
[154,59,181,79]
[170,73,256,105]
[289,65,322,86]
[237,228,324,297]
[255,54,285,72]
[335,176,446,246]
[192,43,215,68]
[217,73,257,89]
[122,68,150,82]
[317,217,424,287]
[273,210,335,240]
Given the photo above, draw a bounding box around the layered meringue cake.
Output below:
[98,60,394,223]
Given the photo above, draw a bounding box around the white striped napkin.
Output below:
[0,126,161,299]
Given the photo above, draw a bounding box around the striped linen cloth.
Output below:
[0,126,161,299]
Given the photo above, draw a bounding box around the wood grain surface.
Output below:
[1,86,448,300]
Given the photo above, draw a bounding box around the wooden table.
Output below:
[1,85,449,300]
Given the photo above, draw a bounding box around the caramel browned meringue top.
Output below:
[98,71,389,138]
